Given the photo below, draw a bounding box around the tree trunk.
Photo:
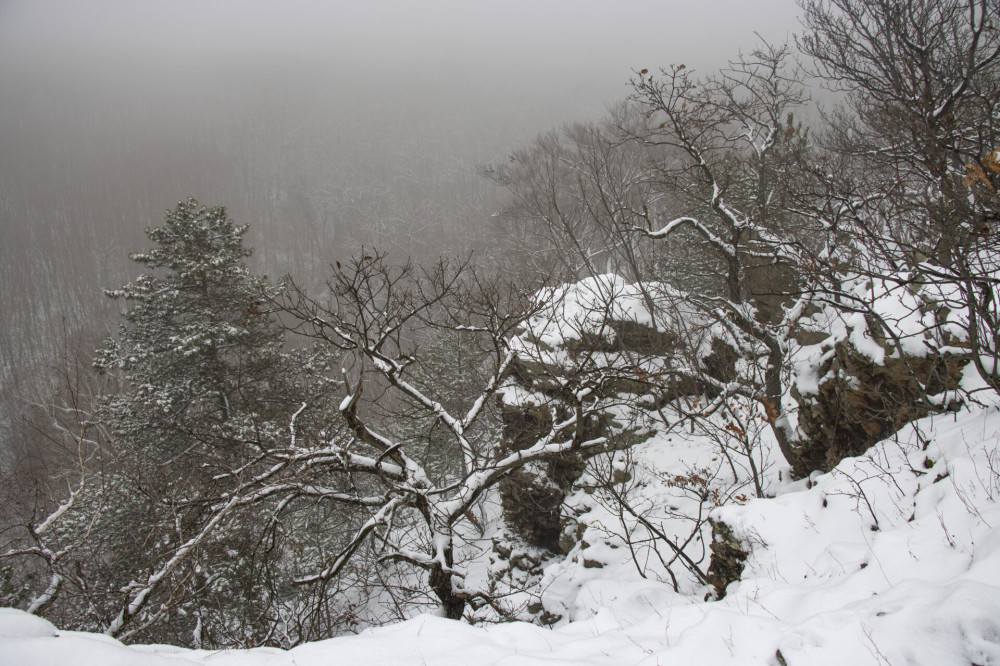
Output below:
[428,561,465,620]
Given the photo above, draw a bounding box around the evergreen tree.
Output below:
[96,198,291,468]
[85,199,324,645]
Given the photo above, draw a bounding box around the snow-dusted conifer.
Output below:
[96,198,289,466]
[86,199,313,644]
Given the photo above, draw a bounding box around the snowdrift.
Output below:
[4,405,999,665]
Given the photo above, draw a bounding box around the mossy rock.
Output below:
[564,320,679,356]
[497,401,596,551]
[706,518,748,599]
[792,337,968,478]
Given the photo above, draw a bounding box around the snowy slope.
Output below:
[4,405,999,665]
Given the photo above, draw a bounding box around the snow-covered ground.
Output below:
[5,403,1000,665]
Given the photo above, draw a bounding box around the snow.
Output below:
[0,609,57,638]
[6,268,1000,664]
[845,311,885,364]
[789,267,984,406]
[6,403,999,665]
[515,273,699,354]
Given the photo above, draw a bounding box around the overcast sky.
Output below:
[0,1,802,72]
[0,0,804,157]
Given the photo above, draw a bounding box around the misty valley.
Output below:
[2,1,1000,664]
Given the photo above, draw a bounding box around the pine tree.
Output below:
[96,198,291,469]
[85,199,317,645]
[7,200,374,647]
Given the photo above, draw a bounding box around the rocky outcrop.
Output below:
[484,536,560,623]
[498,403,594,551]
[497,275,743,551]
[790,313,968,477]
[705,518,749,599]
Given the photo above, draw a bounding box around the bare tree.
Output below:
[0,346,112,617]
[485,109,674,287]
[800,0,1000,396]
[490,43,842,476]
[623,43,829,473]
[279,254,614,620]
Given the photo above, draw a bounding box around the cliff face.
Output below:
[497,401,593,552]
[495,275,737,554]
[789,277,971,478]
[791,337,967,476]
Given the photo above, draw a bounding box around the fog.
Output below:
[0,0,802,459]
